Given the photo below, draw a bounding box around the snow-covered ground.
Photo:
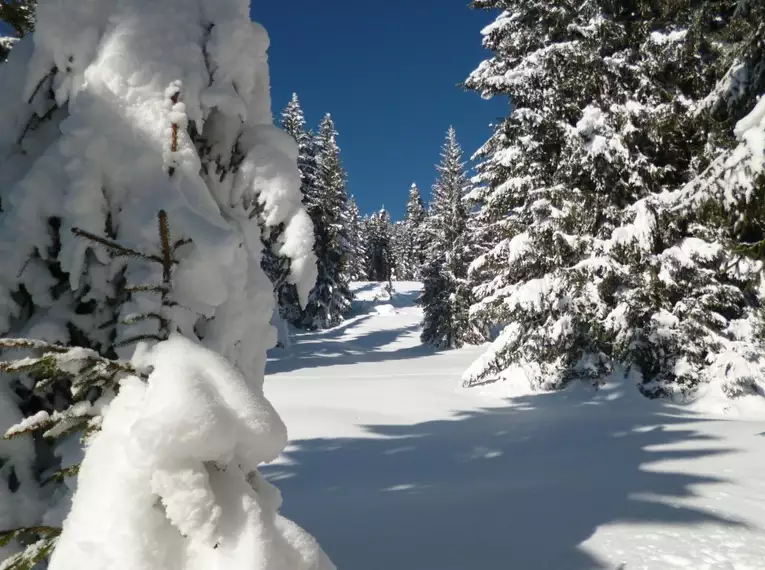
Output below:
[265,282,765,570]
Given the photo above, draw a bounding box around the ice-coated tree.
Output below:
[462,0,765,400]
[345,195,367,281]
[420,128,482,348]
[365,208,393,282]
[0,0,335,568]
[298,113,353,329]
[0,0,35,60]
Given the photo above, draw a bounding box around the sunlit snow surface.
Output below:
[265,282,765,570]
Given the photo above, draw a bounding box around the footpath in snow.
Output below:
[265,282,765,570]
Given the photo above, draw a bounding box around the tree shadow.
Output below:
[268,285,433,375]
[266,323,433,375]
[264,389,746,570]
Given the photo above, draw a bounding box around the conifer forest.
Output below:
[1,1,765,569]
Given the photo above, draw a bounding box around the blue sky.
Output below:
[250,1,507,220]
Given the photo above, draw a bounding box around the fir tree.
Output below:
[346,195,367,281]
[0,213,330,570]
[390,219,407,280]
[298,114,353,329]
[364,209,393,282]
[462,0,765,399]
[420,128,482,348]
[273,93,320,325]
[0,1,324,566]
[394,183,427,280]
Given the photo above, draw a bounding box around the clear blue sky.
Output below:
[250,1,507,220]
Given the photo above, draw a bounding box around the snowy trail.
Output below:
[264,283,765,570]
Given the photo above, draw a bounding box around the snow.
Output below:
[49,335,333,570]
[264,282,765,570]
[731,94,765,182]
[649,29,688,45]
[609,199,657,253]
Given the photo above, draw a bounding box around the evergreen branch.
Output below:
[0,527,60,570]
[42,463,80,486]
[0,339,68,353]
[26,67,57,105]
[0,355,58,376]
[120,312,166,326]
[0,527,61,548]
[124,284,170,294]
[16,103,59,146]
[4,411,54,440]
[97,317,120,330]
[116,334,165,347]
[42,416,92,441]
[71,227,170,265]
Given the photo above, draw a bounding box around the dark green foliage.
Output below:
[393,184,428,280]
[420,128,484,349]
[364,209,393,283]
[298,114,353,329]
[345,196,366,281]
[420,260,480,350]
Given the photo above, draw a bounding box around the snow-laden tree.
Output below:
[272,92,320,326]
[298,114,353,329]
[0,0,35,60]
[420,128,483,348]
[0,0,333,568]
[390,220,406,280]
[345,195,367,281]
[603,2,765,400]
[393,183,427,280]
[462,0,760,397]
[364,208,393,282]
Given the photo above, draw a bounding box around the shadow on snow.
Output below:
[264,389,745,570]
[267,285,435,375]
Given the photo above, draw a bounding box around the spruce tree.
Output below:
[345,195,367,281]
[394,183,427,280]
[365,209,393,282]
[420,128,482,348]
[462,0,765,399]
[298,114,353,329]
[0,1,325,566]
[274,93,319,325]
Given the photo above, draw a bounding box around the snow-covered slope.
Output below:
[265,282,765,570]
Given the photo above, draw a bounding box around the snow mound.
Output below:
[374,304,398,316]
[50,335,333,570]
